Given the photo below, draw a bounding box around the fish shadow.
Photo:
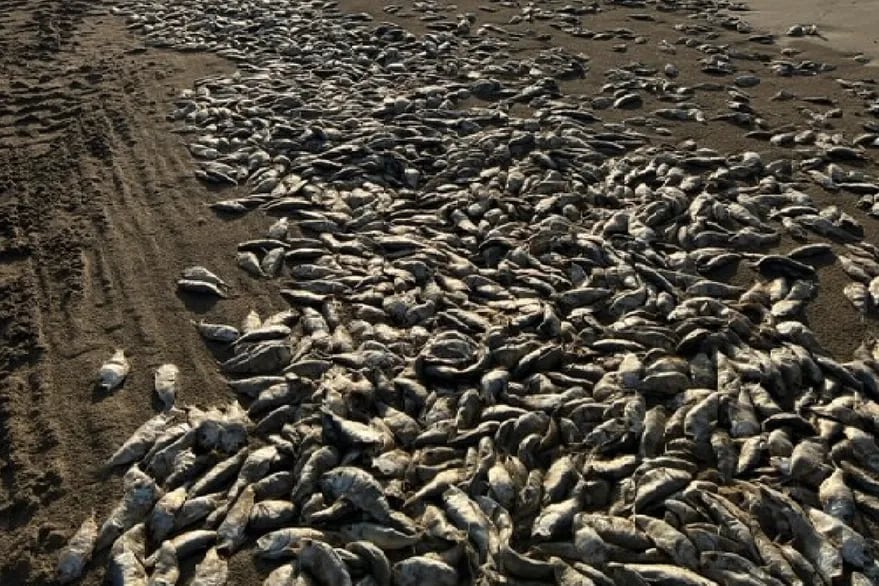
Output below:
[703,258,742,283]
[209,208,251,223]
[201,338,236,366]
[796,251,837,270]
[175,289,222,315]
[90,382,122,403]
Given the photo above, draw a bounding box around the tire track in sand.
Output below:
[0,4,281,583]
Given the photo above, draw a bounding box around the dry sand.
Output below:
[747,0,879,63]
[1,0,879,583]
[0,2,277,583]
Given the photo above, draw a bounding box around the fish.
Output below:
[182,266,229,288]
[106,413,172,468]
[193,320,240,343]
[99,349,130,392]
[57,514,98,584]
[321,467,392,522]
[298,539,352,586]
[154,364,180,410]
[191,547,228,586]
[178,278,228,298]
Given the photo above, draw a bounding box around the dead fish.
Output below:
[298,539,352,586]
[217,485,255,554]
[261,247,286,277]
[346,541,391,586]
[154,364,180,410]
[321,467,392,522]
[221,341,291,374]
[292,446,339,503]
[106,413,172,468]
[57,514,99,584]
[191,547,228,586]
[256,528,329,560]
[97,468,162,552]
[261,563,296,586]
[178,278,228,298]
[608,562,716,585]
[193,320,240,343]
[241,310,262,334]
[99,349,130,392]
[182,266,229,288]
[634,515,699,568]
[151,529,217,565]
[819,468,855,524]
[392,556,458,586]
[226,375,286,399]
[267,217,289,240]
[532,492,583,541]
[808,508,872,569]
[339,522,419,550]
[238,251,266,278]
[150,486,187,543]
[844,282,870,314]
[108,523,148,586]
[634,467,692,512]
[572,515,609,565]
[249,500,298,531]
[188,447,247,497]
[442,486,492,562]
[149,542,179,586]
[174,492,224,531]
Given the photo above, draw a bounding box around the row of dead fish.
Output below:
[65,0,879,584]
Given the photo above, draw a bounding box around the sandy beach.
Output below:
[2,0,879,583]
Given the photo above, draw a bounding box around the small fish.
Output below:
[237,251,266,278]
[321,467,392,522]
[193,320,240,343]
[57,514,98,584]
[177,278,228,298]
[150,486,187,543]
[248,500,298,531]
[98,349,130,392]
[255,527,328,560]
[106,413,171,468]
[261,563,296,586]
[339,522,419,550]
[191,547,228,586]
[261,247,285,277]
[819,468,855,524]
[241,309,262,334]
[108,523,148,585]
[154,364,180,410]
[267,217,289,240]
[181,266,229,288]
[149,542,179,586]
[298,539,352,586]
[393,556,458,586]
[346,541,391,586]
[147,529,216,565]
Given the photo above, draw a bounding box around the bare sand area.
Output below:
[747,0,879,62]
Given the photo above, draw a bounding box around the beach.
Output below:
[2,0,879,583]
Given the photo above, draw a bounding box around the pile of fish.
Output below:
[58,0,879,584]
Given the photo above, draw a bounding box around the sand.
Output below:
[0,2,277,583]
[1,0,879,583]
[747,0,879,63]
